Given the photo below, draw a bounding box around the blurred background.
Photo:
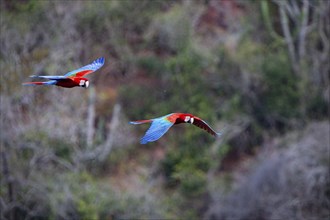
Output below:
[0,0,329,219]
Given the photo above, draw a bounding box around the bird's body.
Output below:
[22,57,105,88]
[54,77,89,88]
[130,113,221,144]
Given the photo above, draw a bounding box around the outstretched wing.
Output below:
[64,57,105,78]
[192,117,221,136]
[139,118,174,144]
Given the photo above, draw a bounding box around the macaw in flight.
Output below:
[130,113,221,144]
[22,57,105,88]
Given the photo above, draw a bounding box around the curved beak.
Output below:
[85,81,89,88]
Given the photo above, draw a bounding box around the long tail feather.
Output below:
[129,119,152,125]
[22,81,56,86]
[30,75,67,80]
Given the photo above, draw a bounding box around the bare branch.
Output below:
[278,2,299,74]
[98,103,121,162]
[290,0,300,17]
[74,103,122,163]
[298,0,309,60]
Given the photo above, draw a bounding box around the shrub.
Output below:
[205,121,330,220]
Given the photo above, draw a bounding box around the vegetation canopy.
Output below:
[0,0,329,219]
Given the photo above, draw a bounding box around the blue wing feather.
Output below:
[30,75,67,80]
[140,118,174,144]
[64,57,105,77]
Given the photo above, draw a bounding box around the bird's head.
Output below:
[79,78,89,88]
[184,115,194,124]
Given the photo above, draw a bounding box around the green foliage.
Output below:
[22,130,49,146]
[220,94,243,120]
[2,0,45,14]
[22,131,73,160]
[174,159,208,197]
[209,46,246,120]
[261,51,301,120]
[218,35,303,127]
[119,85,162,119]
[74,181,100,220]
[136,55,166,77]
[306,92,329,119]
[162,138,211,196]
[121,46,215,122]
[162,150,182,187]
[46,172,116,219]
[217,143,231,160]
[77,0,169,53]
[234,37,265,73]
[260,0,285,44]
[2,1,329,219]
[146,45,216,204]
[52,140,73,161]
[148,4,193,52]
[164,49,213,113]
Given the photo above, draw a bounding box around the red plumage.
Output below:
[166,113,219,136]
[22,57,104,88]
[55,77,89,88]
[130,113,221,143]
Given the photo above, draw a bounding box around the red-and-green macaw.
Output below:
[22,57,105,88]
[130,113,221,144]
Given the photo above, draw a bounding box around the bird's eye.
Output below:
[184,116,190,122]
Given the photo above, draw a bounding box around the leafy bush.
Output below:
[136,55,166,77]
[205,121,330,220]
[259,50,301,128]
[2,1,329,220]
[147,4,193,53]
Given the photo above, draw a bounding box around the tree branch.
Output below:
[278,1,299,74]
[74,103,122,163]
[298,0,309,61]
[98,103,121,162]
